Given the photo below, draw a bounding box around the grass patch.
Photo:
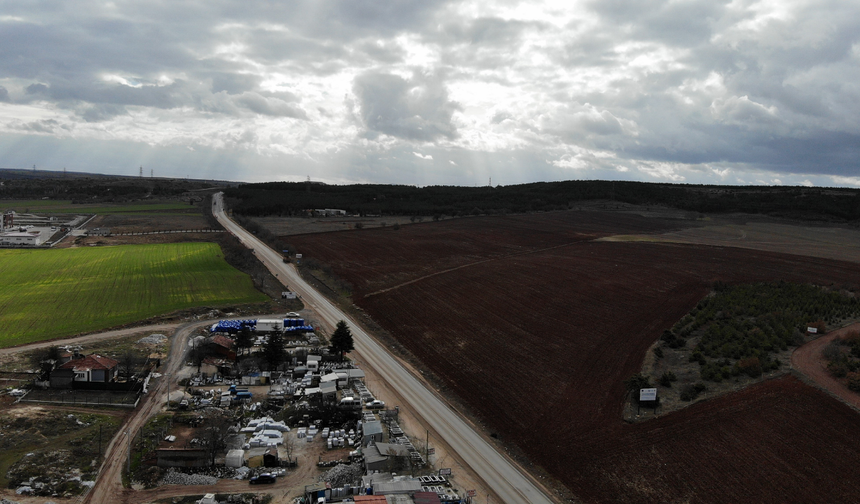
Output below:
[0,243,268,347]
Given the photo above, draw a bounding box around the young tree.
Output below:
[31,345,62,377]
[235,327,254,360]
[190,338,215,373]
[120,350,139,381]
[264,331,287,371]
[330,320,354,360]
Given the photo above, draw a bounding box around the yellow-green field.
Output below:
[0,243,267,347]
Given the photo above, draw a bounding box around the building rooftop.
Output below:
[58,354,118,371]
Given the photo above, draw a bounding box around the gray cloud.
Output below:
[11,118,67,134]
[1,0,860,185]
[353,71,460,141]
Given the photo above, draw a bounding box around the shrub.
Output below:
[653,347,663,359]
[624,374,650,394]
[659,371,677,388]
[736,357,762,378]
[828,361,848,378]
[848,372,860,392]
[680,383,706,402]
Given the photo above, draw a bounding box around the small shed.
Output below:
[199,494,218,504]
[225,449,244,468]
[320,381,337,402]
[362,420,383,446]
[247,447,267,468]
[263,446,279,467]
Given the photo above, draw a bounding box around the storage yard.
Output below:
[287,209,860,503]
[2,310,473,504]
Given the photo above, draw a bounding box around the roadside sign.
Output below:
[295,253,303,259]
[439,468,451,476]
[807,326,818,334]
[639,388,657,401]
[467,490,476,497]
[427,447,435,455]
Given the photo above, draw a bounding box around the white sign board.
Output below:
[807,326,818,334]
[439,468,452,476]
[295,253,303,259]
[467,490,476,497]
[639,388,657,401]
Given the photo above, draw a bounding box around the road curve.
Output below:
[213,193,556,504]
[792,323,860,411]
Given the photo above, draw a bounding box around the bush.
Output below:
[736,357,762,378]
[680,383,707,402]
[624,374,650,393]
[848,372,860,392]
[689,350,706,365]
[828,361,848,378]
[659,371,677,388]
[653,347,664,359]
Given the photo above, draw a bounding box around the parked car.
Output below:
[249,473,276,485]
[366,399,385,409]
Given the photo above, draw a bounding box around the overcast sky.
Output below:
[1,0,859,187]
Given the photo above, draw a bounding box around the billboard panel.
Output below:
[639,388,657,401]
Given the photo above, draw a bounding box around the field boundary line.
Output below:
[364,240,585,298]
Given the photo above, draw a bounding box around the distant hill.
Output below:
[225,180,860,223]
[0,168,234,202]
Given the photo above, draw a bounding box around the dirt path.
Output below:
[0,323,181,356]
[792,323,860,411]
[84,320,211,504]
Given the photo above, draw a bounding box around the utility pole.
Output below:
[126,430,131,474]
[139,166,143,178]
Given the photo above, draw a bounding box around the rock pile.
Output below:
[137,334,167,345]
[160,469,217,486]
[321,463,363,488]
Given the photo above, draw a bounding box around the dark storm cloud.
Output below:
[353,71,460,141]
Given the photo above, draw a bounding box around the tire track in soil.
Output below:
[363,238,593,298]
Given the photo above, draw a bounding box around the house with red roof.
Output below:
[51,354,119,387]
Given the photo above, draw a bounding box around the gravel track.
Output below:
[791,322,860,411]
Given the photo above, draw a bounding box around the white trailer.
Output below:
[255,319,283,332]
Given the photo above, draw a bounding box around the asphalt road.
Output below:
[213,193,556,504]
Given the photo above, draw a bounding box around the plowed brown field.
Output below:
[286,211,860,503]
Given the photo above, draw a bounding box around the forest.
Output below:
[225,180,860,222]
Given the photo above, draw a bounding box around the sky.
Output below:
[1,0,859,187]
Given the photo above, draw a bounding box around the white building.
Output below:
[0,231,43,246]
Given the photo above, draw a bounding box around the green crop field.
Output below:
[0,243,268,347]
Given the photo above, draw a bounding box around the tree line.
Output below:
[224,180,860,222]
